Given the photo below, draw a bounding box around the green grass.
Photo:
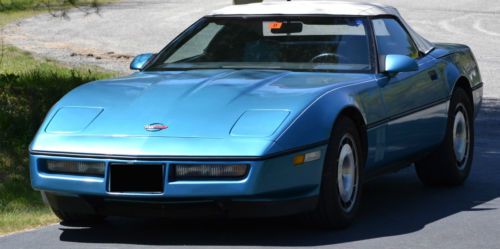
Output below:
[0,1,117,26]
[0,2,117,235]
[0,0,115,12]
[0,46,114,235]
[0,178,59,235]
[0,9,43,27]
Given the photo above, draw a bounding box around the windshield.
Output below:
[148,17,373,73]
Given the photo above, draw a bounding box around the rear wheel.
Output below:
[415,88,474,186]
[306,116,364,229]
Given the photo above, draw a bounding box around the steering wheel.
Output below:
[310,53,348,63]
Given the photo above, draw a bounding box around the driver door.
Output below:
[372,18,449,163]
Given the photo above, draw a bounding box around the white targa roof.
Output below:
[211,1,395,16]
[210,1,435,53]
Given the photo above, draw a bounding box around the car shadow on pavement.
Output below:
[58,98,500,247]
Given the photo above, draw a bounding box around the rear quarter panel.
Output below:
[430,43,483,116]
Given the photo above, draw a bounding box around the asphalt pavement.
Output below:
[1,1,500,248]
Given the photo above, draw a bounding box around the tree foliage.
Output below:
[0,1,100,17]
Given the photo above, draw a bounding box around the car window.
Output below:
[166,23,223,63]
[372,18,419,59]
[151,17,373,73]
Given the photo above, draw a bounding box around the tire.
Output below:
[52,210,104,225]
[305,116,364,229]
[415,88,474,186]
[42,192,105,225]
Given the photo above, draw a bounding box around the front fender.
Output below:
[267,77,383,154]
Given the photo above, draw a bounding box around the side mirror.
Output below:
[383,54,418,75]
[130,53,154,71]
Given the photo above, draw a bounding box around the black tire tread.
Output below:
[305,116,365,229]
[415,87,474,186]
[52,209,104,224]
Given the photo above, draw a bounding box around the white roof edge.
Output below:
[210,1,396,17]
[209,1,434,54]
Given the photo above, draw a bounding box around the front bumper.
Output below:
[43,192,319,218]
[31,146,326,217]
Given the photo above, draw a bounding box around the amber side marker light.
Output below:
[293,151,322,165]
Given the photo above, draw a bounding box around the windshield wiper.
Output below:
[220,65,286,70]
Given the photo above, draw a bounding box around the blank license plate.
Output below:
[109,164,164,193]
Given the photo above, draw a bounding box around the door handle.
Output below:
[428,70,438,81]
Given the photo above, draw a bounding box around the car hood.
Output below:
[44,69,372,139]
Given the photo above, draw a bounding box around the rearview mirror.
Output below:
[270,22,303,34]
[130,53,154,71]
[383,54,418,75]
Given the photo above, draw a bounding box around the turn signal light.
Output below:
[293,151,322,165]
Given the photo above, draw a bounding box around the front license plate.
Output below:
[109,164,164,193]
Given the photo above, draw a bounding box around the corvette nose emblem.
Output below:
[144,123,168,132]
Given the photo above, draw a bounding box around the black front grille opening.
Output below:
[109,164,164,193]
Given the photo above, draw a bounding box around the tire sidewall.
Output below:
[445,88,474,181]
[320,117,364,224]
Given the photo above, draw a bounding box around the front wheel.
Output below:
[415,88,474,186]
[52,209,104,225]
[41,192,105,225]
[305,116,364,229]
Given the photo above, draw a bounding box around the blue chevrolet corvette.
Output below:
[30,1,483,228]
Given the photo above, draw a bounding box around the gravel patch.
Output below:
[2,0,499,97]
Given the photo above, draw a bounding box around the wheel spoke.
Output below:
[337,134,359,212]
[453,105,470,169]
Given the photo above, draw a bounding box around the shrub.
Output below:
[0,61,113,182]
